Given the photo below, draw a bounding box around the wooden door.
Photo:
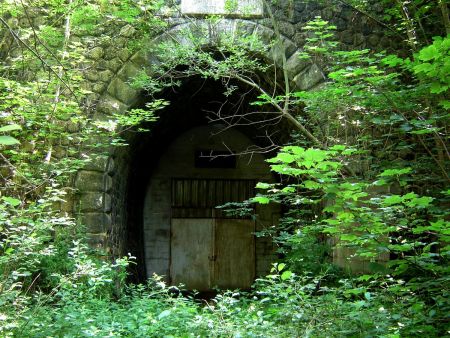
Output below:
[170,218,255,291]
[170,219,214,291]
[213,219,255,289]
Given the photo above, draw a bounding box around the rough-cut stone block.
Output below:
[119,24,136,38]
[117,63,141,82]
[254,25,275,45]
[181,0,263,17]
[209,19,237,39]
[130,51,148,66]
[105,58,123,73]
[104,175,113,193]
[278,21,295,38]
[118,49,132,62]
[166,27,197,49]
[104,193,112,212]
[83,154,109,172]
[106,157,115,175]
[60,193,75,213]
[96,94,129,115]
[79,192,104,212]
[92,83,107,93]
[285,50,309,79]
[75,170,104,192]
[98,70,114,83]
[80,212,107,233]
[86,46,104,60]
[270,37,297,66]
[84,70,100,82]
[293,63,324,91]
[106,78,139,105]
[234,19,257,36]
[86,233,107,248]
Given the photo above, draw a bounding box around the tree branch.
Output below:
[0,16,78,100]
[232,73,323,147]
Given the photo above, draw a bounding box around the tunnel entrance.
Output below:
[143,124,277,290]
[112,77,280,289]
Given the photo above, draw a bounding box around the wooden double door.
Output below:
[170,218,255,291]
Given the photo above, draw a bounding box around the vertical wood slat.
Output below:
[192,180,198,208]
[200,180,207,208]
[224,180,231,204]
[215,180,223,207]
[206,181,216,207]
[183,180,189,207]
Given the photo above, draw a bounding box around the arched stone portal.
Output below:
[143,124,278,290]
[74,1,391,282]
[76,17,319,281]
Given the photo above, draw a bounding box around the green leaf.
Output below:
[303,180,321,189]
[277,263,286,271]
[404,196,434,208]
[413,62,433,74]
[383,195,403,206]
[329,145,346,151]
[382,55,404,67]
[0,124,21,132]
[379,168,412,177]
[439,100,450,109]
[281,270,293,281]
[418,45,438,61]
[281,186,296,193]
[252,196,270,204]
[256,182,271,189]
[410,128,437,135]
[340,234,359,241]
[0,135,20,145]
[4,247,14,255]
[2,196,21,206]
[430,82,448,94]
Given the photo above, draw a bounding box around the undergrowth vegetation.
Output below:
[0,0,449,337]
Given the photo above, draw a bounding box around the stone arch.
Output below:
[75,16,324,259]
[94,18,324,118]
[71,0,398,280]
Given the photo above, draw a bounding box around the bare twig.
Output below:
[0,16,78,100]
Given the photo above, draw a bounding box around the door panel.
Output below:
[170,218,255,290]
[213,219,255,289]
[170,219,213,291]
